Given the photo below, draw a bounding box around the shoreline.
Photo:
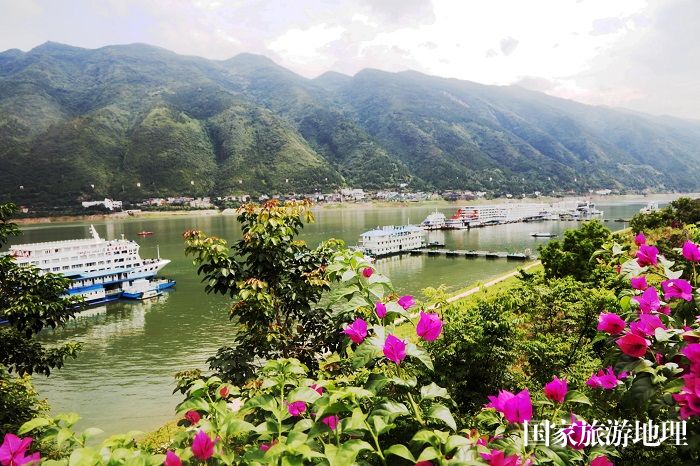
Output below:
[11,192,697,225]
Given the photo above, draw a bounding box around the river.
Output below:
[5,200,655,435]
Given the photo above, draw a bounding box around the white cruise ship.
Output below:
[360,225,425,257]
[6,225,171,305]
[420,211,447,230]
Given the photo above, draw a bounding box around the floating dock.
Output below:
[408,248,533,260]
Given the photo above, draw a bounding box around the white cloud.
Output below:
[268,23,345,65]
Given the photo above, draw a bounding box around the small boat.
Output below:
[137,231,154,236]
[121,278,174,300]
[531,232,557,238]
[427,241,445,248]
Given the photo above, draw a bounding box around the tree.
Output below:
[0,203,82,433]
[183,200,344,384]
[538,219,611,281]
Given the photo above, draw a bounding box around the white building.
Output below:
[81,198,122,211]
[360,225,424,257]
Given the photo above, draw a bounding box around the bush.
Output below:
[0,367,48,435]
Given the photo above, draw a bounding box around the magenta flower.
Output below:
[184,410,201,424]
[164,451,182,466]
[683,240,700,262]
[586,367,626,389]
[375,301,387,318]
[630,314,666,337]
[661,279,693,301]
[635,232,646,246]
[674,373,700,418]
[636,244,658,267]
[416,311,443,341]
[616,332,650,358]
[597,312,626,335]
[383,334,407,364]
[322,415,340,430]
[486,389,532,423]
[480,449,522,466]
[218,386,230,398]
[260,440,276,452]
[287,401,307,417]
[343,318,367,344]
[630,276,648,290]
[543,376,568,404]
[397,295,415,310]
[632,287,660,313]
[191,430,217,461]
[362,267,373,278]
[590,455,613,466]
[310,383,324,395]
[681,343,700,373]
[561,416,595,450]
[0,434,40,466]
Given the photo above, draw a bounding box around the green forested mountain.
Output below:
[1,42,699,205]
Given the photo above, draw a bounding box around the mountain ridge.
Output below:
[1,41,699,205]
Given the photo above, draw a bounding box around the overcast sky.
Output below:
[2,0,698,119]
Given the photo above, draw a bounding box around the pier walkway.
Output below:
[407,248,533,260]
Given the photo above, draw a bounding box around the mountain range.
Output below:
[1,41,700,206]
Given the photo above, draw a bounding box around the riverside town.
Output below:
[1,2,700,466]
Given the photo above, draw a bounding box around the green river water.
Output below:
[5,201,656,435]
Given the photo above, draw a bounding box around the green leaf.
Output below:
[384,444,415,462]
[324,439,373,466]
[82,427,104,439]
[380,401,410,416]
[416,446,440,462]
[655,327,671,342]
[406,343,434,371]
[445,435,470,453]
[288,387,322,404]
[18,417,51,435]
[564,390,591,406]
[420,383,449,400]
[351,340,381,369]
[427,403,457,431]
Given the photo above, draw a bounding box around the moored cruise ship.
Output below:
[6,225,172,305]
[360,225,425,257]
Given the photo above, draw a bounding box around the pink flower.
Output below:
[343,318,367,344]
[682,343,700,373]
[630,276,648,290]
[480,449,522,466]
[636,244,658,267]
[310,383,324,395]
[682,240,700,262]
[673,373,700,418]
[597,312,626,335]
[287,401,307,417]
[375,302,387,318]
[544,376,568,403]
[362,267,373,278]
[590,455,614,466]
[562,416,594,450]
[164,451,182,466]
[635,232,646,246]
[616,332,650,358]
[661,279,693,301]
[397,295,415,310]
[383,334,407,364]
[0,434,40,466]
[416,311,443,341]
[630,314,665,337]
[586,367,626,389]
[184,410,201,424]
[219,386,230,398]
[486,389,532,423]
[260,440,276,452]
[414,462,434,466]
[632,287,660,313]
[191,430,217,461]
[322,415,340,430]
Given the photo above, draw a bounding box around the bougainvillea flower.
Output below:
[632,287,660,313]
[682,240,700,262]
[287,401,307,417]
[630,276,648,290]
[616,332,650,358]
[191,431,218,461]
[184,410,201,424]
[590,455,613,466]
[673,373,700,418]
[636,244,659,267]
[375,302,387,318]
[397,295,415,310]
[597,312,626,335]
[630,314,666,337]
[383,334,407,364]
[635,232,646,246]
[586,367,626,389]
[414,462,434,466]
[343,318,368,344]
[0,434,39,466]
[362,267,373,278]
[218,386,230,398]
[562,416,595,450]
[416,311,443,341]
[259,440,276,452]
[481,449,522,466]
[321,415,340,430]
[164,451,182,466]
[486,389,532,423]
[544,376,568,403]
[662,279,693,302]
[682,343,700,373]
[310,383,324,395]
[659,306,671,315]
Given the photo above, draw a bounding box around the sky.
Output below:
[1,0,698,120]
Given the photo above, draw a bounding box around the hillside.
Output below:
[1,42,700,206]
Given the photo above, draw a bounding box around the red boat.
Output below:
[137,231,154,236]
